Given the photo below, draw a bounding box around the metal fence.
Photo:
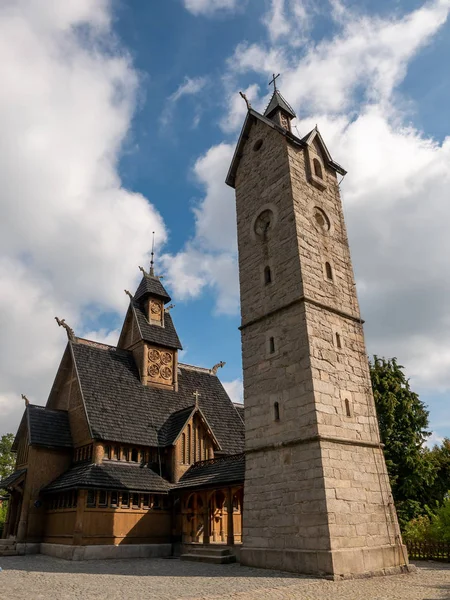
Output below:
[407,541,450,561]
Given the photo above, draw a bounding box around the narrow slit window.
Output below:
[264,266,272,285]
[274,401,280,421]
[110,491,118,507]
[131,448,138,462]
[115,446,121,460]
[181,433,186,464]
[345,398,351,417]
[98,490,107,507]
[105,445,111,459]
[132,493,140,508]
[143,494,150,508]
[121,492,129,508]
[313,158,323,179]
[336,333,342,348]
[325,262,333,281]
[187,425,191,464]
[269,337,275,354]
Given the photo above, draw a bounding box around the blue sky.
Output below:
[1,0,450,445]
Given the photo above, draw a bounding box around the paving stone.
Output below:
[0,556,449,600]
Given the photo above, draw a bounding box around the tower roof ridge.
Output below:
[264,89,296,120]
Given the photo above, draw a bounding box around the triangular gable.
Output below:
[172,405,222,451]
[226,109,345,189]
[11,410,29,452]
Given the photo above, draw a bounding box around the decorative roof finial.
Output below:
[269,73,280,92]
[150,231,155,277]
[239,91,251,111]
[55,317,75,341]
[164,303,175,313]
[193,390,200,407]
[139,265,149,277]
[211,361,226,375]
[124,290,133,300]
[21,394,29,406]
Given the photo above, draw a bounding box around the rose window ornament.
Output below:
[161,352,172,365]
[148,363,160,377]
[150,301,161,315]
[160,366,172,380]
[148,349,160,362]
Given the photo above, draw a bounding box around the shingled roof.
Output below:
[43,461,171,494]
[132,302,182,350]
[176,454,245,490]
[70,344,244,454]
[28,405,73,449]
[0,468,27,490]
[264,89,296,120]
[134,274,171,303]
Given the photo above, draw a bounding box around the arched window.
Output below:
[325,262,333,281]
[115,446,120,460]
[264,266,272,285]
[187,425,191,463]
[313,158,323,179]
[345,398,351,417]
[274,401,280,421]
[105,446,111,459]
[269,337,275,354]
[335,333,342,348]
[181,433,186,463]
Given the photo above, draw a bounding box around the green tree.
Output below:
[370,356,436,525]
[0,433,15,482]
[427,438,450,506]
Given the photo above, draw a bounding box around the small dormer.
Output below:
[118,268,182,391]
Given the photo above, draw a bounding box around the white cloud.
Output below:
[0,0,165,435]
[183,0,241,17]
[160,76,207,128]
[173,0,450,400]
[223,379,244,404]
[162,143,240,315]
[263,0,314,44]
[425,431,445,448]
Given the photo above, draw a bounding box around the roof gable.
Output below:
[226,109,346,189]
[264,90,296,120]
[71,344,244,454]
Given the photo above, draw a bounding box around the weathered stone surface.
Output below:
[233,113,406,577]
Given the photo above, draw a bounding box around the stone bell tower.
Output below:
[226,88,409,578]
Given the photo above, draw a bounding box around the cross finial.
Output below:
[269,73,280,92]
[193,390,200,406]
[150,231,155,277]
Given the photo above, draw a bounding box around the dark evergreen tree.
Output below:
[370,356,437,525]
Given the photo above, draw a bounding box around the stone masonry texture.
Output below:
[234,116,406,576]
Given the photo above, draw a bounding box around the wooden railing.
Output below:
[407,541,450,561]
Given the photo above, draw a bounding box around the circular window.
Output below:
[254,209,273,237]
[313,207,330,232]
[253,139,263,152]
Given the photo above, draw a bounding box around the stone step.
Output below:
[0,539,16,545]
[0,549,17,556]
[187,547,232,557]
[181,553,236,564]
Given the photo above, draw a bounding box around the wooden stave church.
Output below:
[1,267,245,559]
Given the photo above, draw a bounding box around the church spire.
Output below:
[149,231,155,277]
[264,74,296,131]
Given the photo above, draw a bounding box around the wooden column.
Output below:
[73,490,86,545]
[226,488,234,546]
[203,492,210,545]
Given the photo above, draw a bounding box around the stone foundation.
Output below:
[40,543,172,561]
[241,544,409,579]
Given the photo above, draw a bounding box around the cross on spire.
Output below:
[193,390,200,406]
[150,231,155,277]
[269,73,280,92]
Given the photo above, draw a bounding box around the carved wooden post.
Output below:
[203,492,210,545]
[226,488,234,546]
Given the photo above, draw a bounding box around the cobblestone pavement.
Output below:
[0,556,449,600]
